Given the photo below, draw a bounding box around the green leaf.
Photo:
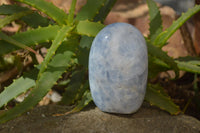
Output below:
[149,55,170,69]
[67,0,77,26]
[0,25,61,55]
[0,68,37,108]
[176,56,200,65]
[79,35,94,48]
[22,12,51,28]
[94,0,117,22]
[0,4,50,28]
[154,4,200,47]
[0,37,78,123]
[174,56,200,74]
[176,61,200,74]
[149,84,169,97]
[0,4,28,14]
[0,31,36,53]
[74,81,90,102]
[0,10,32,29]
[148,55,170,78]
[70,90,92,113]
[16,0,68,25]
[61,70,85,105]
[147,42,179,78]
[76,20,105,37]
[78,35,94,68]
[77,47,90,68]
[75,0,106,21]
[147,0,163,43]
[145,84,180,115]
[38,25,73,77]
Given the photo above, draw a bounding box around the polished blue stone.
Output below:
[89,23,148,114]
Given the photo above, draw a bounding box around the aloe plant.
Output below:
[146,0,200,114]
[0,0,115,123]
[0,0,200,123]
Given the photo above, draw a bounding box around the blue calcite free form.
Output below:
[89,23,148,114]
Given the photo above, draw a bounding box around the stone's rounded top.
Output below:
[89,22,148,114]
[94,23,145,48]
[90,23,147,79]
[108,22,142,33]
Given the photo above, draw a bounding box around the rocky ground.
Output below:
[0,103,200,133]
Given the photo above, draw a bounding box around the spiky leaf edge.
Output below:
[145,84,180,115]
[0,27,77,123]
[146,0,163,43]
[154,4,200,47]
[16,0,68,25]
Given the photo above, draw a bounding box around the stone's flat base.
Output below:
[0,103,200,133]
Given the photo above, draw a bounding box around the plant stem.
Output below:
[67,0,77,26]
[37,25,72,78]
[0,31,37,54]
[183,98,192,113]
[180,22,196,56]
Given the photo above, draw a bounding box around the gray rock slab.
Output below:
[0,103,200,133]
